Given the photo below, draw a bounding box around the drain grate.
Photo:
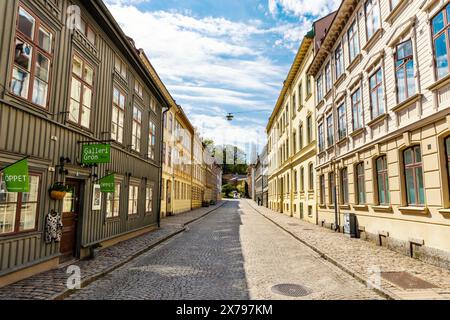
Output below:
[288,223,300,226]
[380,272,438,290]
[271,284,312,297]
[302,228,313,231]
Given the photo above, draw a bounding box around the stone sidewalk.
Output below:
[246,200,450,300]
[0,201,225,300]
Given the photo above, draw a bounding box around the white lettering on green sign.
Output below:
[82,144,111,164]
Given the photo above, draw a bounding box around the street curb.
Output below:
[53,201,226,300]
[245,200,400,301]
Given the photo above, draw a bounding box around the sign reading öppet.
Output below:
[2,158,29,192]
[81,144,111,164]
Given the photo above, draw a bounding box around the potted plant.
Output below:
[49,182,70,200]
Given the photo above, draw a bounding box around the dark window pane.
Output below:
[18,7,35,39]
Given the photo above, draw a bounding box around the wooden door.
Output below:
[60,179,81,261]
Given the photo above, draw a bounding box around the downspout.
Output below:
[158,104,170,228]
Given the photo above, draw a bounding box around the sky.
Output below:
[105,0,340,160]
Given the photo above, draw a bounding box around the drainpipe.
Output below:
[158,105,171,228]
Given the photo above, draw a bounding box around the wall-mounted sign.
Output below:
[81,144,111,165]
[92,184,102,210]
[99,174,115,193]
[2,158,29,192]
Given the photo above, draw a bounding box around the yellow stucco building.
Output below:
[267,27,318,224]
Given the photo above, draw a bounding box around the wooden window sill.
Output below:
[353,204,368,210]
[362,28,384,52]
[340,204,351,210]
[337,136,349,146]
[305,93,313,102]
[372,205,393,213]
[391,93,422,113]
[319,204,327,208]
[326,145,335,153]
[324,89,333,101]
[316,100,325,109]
[347,54,363,73]
[334,73,347,88]
[367,113,387,127]
[438,208,450,215]
[350,127,365,137]
[427,73,450,92]
[399,206,429,215]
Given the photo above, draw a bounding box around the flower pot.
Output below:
[50,190,67,200]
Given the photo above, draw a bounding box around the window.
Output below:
[365,0,380,40]
[395,40,416,103]
[308,206,313,217]
[432,6,450,79]
[294,170,298,192]
[299,123,303,150]
[356,163,366,204]
[307,115,312,144]
[293,131,297,154]
[150,97,157,113]
[0,174,40,235]
[69,55,93,128]
[351,88,363,130]
[298,83,303,107]
[341,168,349,204]
[320,175,325,204]
[404,146,425,206]
[162,142,166,165]
[348,20,360,63]
[337,103,347,140]
[106,183,121,218]
[292,93,297,117]
[376,156,390,205]
[148,120,156,160]
[325,62,332,93]
[134,80,143,98]
[308,163,314,190]
[329,172,336,205]
[335,44,344,79]
[145,185,153,215]
[11,6,53,108]
[446,136,450,200]
[300,167,304,192]
[317,75,323,101]
[306,76,312,97]
[169,113,173,134]
[111,86,125,143]
[318,123,325,152]
[369,68,384,119]
[326,115,334,147]
[128,185,139,215]
[168,146,172,167]
[78,18,96,44]
[132,105,142,152]
[114,55,127,79]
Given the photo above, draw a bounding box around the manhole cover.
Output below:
[271,284,312,297]
[380,272,438,290]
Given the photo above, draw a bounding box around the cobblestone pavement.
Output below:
[246,200,450,300]
[68,200,382,300]
[0,202,224,300]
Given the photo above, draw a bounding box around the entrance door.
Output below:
[166,180,172,216]
[60,179,81,261]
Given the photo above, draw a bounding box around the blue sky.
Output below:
[105,0,340,157]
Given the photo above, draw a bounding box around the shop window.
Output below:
[106,183,121,218]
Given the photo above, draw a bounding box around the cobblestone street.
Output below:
[68,200,382,300]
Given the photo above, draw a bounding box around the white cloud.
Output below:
[268,0,341,18]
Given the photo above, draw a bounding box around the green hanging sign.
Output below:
[81,144,111,165]
[99,174,115,193]
[2,158,29,193]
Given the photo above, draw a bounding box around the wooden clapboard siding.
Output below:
[0,0,165,276]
